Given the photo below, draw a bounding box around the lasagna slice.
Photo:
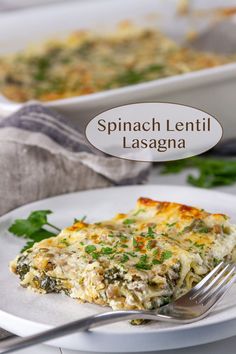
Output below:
[10,198,236,311]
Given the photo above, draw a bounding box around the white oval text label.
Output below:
[86,103,222,162]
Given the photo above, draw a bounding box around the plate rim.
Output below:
[1,184,236,351]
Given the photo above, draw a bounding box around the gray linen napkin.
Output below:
[0,329,12,340]
[0,104,150,216]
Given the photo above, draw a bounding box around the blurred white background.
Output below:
[0,0,86,12]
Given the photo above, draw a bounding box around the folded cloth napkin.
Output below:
[0,328,12,340]
[0,104,150,216]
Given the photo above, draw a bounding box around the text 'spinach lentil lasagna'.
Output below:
[10,198,236,311]
[0,23,234,102]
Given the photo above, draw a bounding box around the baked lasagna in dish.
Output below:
[0,23,233,102]
[10,198,236,311]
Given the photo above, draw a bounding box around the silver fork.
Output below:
[0,261,235,354]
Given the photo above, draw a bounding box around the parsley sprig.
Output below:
[161,157,236,188]
[8,212,89,252]
[8,210,61,252]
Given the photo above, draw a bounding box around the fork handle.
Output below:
[0,310,156,354]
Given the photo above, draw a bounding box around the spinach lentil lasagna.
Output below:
[0,23,233,102]
[10,198,236,311]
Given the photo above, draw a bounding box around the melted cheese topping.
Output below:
[10,197,236,311]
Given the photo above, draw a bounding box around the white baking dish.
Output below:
[0,0,236,139]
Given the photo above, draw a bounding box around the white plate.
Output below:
[0,0,236,140]
[1,185,236,352]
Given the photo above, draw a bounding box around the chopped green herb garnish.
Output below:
[166,222,176,227]
[152,250,172,264]
[119,234,128,241]
[120,254,129,263]
[147,226,155,238]
[152,259,162,265]
[85,245,97,254]
[135,255,152,270]
[140,255,148,262]
[113,64,164,86]
[74,215,87,223]
[135,263,152,270]
[126,251,137,257]
[92,252,100,260]
[120,244,128,248]
[123,219,136,225]
[141,226,156,238]
[60,238,70,246]
[193,242,204,249]
[133,237,138,248]
[198,227,210,233]
[162,250,173,260]
[133,209,145,216]
[213,257,221,266]
[101,247,114,254]
[153,249,159,256]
